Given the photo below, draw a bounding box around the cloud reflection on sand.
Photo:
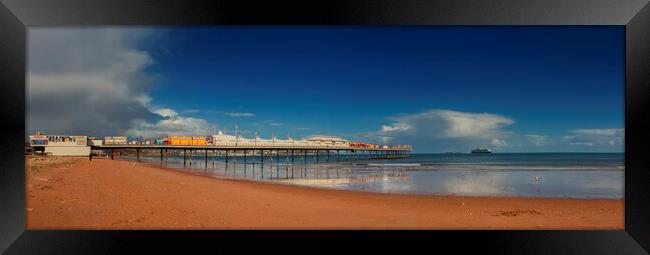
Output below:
[124,153,623,199]
[442,174,511,196]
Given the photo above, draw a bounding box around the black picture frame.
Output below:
[0,0,648,254]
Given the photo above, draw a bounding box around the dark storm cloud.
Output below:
[27,28,165,137]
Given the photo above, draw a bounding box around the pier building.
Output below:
[29,133,91,156]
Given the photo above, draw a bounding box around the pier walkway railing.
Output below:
[89,144,412,163]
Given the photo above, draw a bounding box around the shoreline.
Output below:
[121,156,624,200]
[26,156,624,229]
[135,159,622,201]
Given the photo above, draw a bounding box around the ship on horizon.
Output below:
[471,147,492,154]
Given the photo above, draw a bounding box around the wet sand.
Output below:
[26,156,624,229]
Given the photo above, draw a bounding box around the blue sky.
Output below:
[28,27,624,153]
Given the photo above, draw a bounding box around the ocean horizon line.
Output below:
[410,152,624,154]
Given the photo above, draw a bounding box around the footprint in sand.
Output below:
[494,209,542,217]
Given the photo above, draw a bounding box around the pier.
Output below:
[89,144,412,163]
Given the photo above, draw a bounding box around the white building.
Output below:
[207,131,350,148]
[104,136,127,145]
[306,135,349,147]
[210,131,239,146]
[88,138,103,146]
[29,134,91,156]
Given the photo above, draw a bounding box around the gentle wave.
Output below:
[338,163,623,171]
[367,163,422,167]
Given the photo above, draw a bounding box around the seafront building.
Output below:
[176,131,354,148]
[29,133,91,156]
[306,135,350,147]
[29,130,412,156]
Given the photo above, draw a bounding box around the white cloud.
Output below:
[155,108,179,118]
[228,112,256,117]
[572,128,624,136]
[127,108,210,138]
[381,123,411,132]
[362,109,514,150]
[526,134,547,146]
[491,138,508,147]
[564,128,624,147]
[436,110,514,139]
[206,111,256,117]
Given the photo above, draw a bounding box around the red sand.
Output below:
[26,157,623,229]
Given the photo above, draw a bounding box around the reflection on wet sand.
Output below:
[122,154,624,199]
[274,170,411,188]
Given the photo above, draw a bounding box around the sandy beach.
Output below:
[25,156,624,229]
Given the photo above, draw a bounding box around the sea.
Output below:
[120,153,624,199]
